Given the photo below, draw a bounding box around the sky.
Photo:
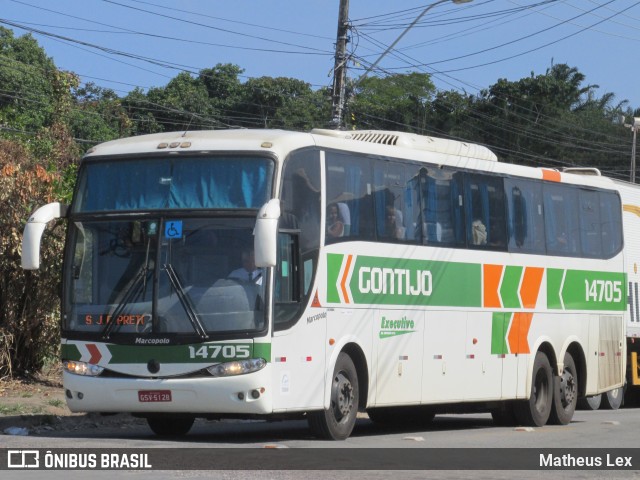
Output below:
[3,0,640,110]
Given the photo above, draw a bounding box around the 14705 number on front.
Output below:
[188,344,250,360]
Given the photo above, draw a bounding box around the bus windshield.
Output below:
[66,154,275,338]
[66,217,266,337]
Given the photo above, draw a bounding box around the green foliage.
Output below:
[0,27,57,132]
[0,140,64,378]
[70,82,133,144]
[347,73,436,132]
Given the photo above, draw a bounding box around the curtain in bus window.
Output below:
[450,176,464,244]
[79,160,171,211]
[403,185,416,241]
[505,178,545,254]
[344,164,362,235]
[75,157,272,212]
[425,175,438,242]
[170,159,269,209]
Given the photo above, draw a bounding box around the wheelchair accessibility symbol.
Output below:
[164,220,183,239]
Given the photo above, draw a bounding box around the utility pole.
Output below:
[624,117,640,183]
[330,0,350,129]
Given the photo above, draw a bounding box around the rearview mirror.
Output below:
[254,199,280,268]
[21,202,68,270]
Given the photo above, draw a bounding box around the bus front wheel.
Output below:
[514,351,553,427]
[146,415,195,436]
[308,352,359,440]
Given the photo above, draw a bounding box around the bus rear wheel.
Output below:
[308,352,359,440]
[602,386,624,410]
[577,394,602,410]
[146,415,195,436]
[514,351,553,427]
[548,352,578,425]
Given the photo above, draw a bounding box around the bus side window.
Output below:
[505,178,545,254]
[464,174,506,249]
[274,232,301,326]
[600,191,623,257]
[544,184,579,256]
[277,148,321,330]
[578,189,602,258]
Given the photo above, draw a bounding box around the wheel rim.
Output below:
[559,368,577,407]
[331,371,354,422]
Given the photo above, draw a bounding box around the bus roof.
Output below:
[82,129,616,190]
[83,128,498,162]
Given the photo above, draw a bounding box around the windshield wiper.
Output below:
[101,264,152,340]
[102,238,153,340]
[163,264,209,340]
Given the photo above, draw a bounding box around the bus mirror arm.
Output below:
[21,202,68,270]
[254,199,280,268]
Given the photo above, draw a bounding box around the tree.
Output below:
[463,63,629,176]
[0,29,79,377]
[238,76,325,129]
[0,27,59,133]
[70,82,133,144]
[346,72,436,132]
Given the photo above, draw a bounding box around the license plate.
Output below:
[138,390,172,402]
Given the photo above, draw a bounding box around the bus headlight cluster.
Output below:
[63,360,104,376]
[206,358,266,377]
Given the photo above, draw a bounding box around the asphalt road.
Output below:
[2,408,640,480]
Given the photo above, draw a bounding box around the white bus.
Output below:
[22,128,629,440]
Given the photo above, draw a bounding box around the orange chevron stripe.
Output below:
[483,264,503,308]
[340,254,353,304]
[519,267,544,309]
[508,312,533,354]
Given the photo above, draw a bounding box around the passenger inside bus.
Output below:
[471,219,487,245]
[384,206,406,240]
[326,203,345,238]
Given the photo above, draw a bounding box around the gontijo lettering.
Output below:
[359,267,432,296]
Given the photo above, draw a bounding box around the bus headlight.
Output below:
[63,360,104,376]
[206,358,266,377]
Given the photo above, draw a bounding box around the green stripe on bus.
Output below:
[547,268,564,309]
[61,343,81,361]
[548,269,626,310]
[346,256,482,307]
[327,253,344,303]
[62,342,268,365]
[500,266,523,308]
[491,312,510,355]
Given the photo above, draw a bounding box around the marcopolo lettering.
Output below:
[359,267,432,296]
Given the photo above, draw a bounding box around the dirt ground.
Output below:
[0,365,143,435]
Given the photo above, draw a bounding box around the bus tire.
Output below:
[577,394,602,410]
[548,352,578,425]
[146,415,194,436]
[514,351,553,427]
[601,386,624,410]
[308,352,359,440]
